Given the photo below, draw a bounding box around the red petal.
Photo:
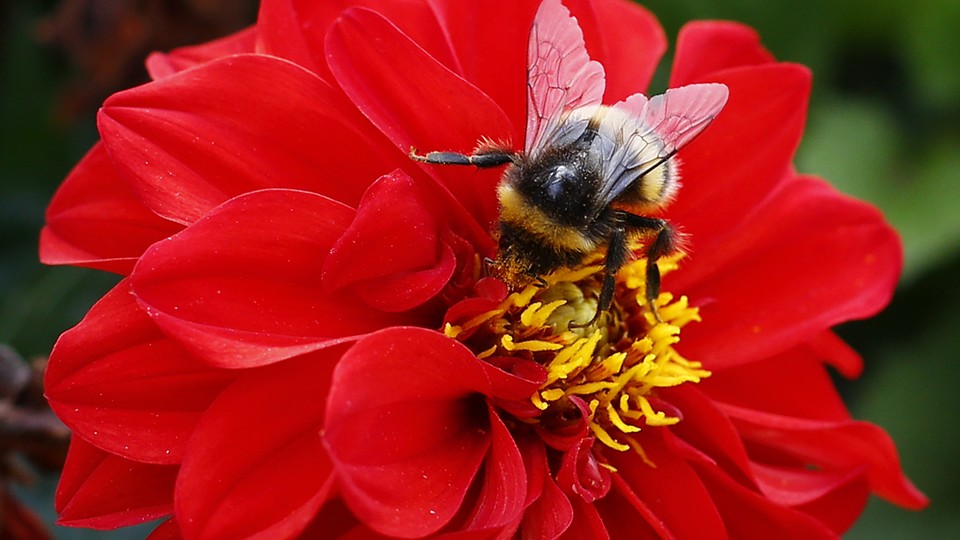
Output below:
[556,438,611,503]
[463,406,527,530]
[145,27,257,80]
[663,385,755,487]
[148,518,183,540]
[256,0,458,82]
[670,21,775,87]
[323,171,456,312]
[751,462,871,533]
[45,279,235,464]
[428,0,537,143]
[610,430,727,538]
[720,403,929,510]
[692,459,837,540]
[326,7,513,226]
[803,330,864,379]
[324,327,497,538]
[666,64,811,260]
[99,54,400,225]
[701,347,853,422]
[131,189,413,369]
[559,495,610,540]
[40,143,182,274]
[672,176,902,369]
[569,0,666,102]
[518,438,574,540]
[176,352,338,540]
[56,437,177,529]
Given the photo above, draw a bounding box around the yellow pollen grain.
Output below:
[501,334,563,352]
[476,344,498,359]
[521,299,568,328]
[637,396,679,426]
[606,403,641,433]
[590,422,630,452]
[540,388,565,402]
[543,332,602,383]
[443,323,462,339]
[509,285,540,308]
[566,380,617,396]
[586,352,627,380]
[531,392,550,411]
[599,462,618,473]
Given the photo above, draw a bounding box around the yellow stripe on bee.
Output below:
[498,184,598,253]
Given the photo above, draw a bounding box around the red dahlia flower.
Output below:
[41,0,927,538]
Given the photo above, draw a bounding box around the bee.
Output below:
[411,0,728,322]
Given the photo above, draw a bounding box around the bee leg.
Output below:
[598,226,629,314]
[619,212,677,323]
[409,147,516,168]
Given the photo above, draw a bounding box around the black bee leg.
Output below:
[619,212,678,323]
[409,147,516,168]
[598,226,629,315]
[572,226,629,327]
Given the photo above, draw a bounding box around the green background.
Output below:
[2,0,957,537]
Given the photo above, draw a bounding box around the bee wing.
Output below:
[597,83,729,205]
[525,0,605,158]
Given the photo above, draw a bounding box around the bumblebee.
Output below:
[411,0,727,321]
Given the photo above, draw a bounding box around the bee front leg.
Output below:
[409,147,516,168]
[619,212,678,323]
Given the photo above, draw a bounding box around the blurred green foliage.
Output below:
[2,0,957,537]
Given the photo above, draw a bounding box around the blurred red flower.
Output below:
[41,0,927,538]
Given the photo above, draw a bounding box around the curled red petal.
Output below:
[323,170,456,312]
[462,405,527,531]
[673,176,902,369]
[324,327,499,538]
[720,403,929,510]
[131,189,414,369]
[670,21,775,86]
[56,437,177,529]
[556,437,611,503]
[99,54,400,225]
[326,7,512,227]
[145,26,257,80]
[40,143,182,274]
[46,279,235,464]
[802,330,864,379]
[523,472,574,540]
[176,351,338,540]
[751,462,871,534]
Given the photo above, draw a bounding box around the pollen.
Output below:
[447,251,710,463]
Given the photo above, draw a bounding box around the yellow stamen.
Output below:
[445,251,709,466]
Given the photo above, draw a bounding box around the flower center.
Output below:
[445,252,710,460]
